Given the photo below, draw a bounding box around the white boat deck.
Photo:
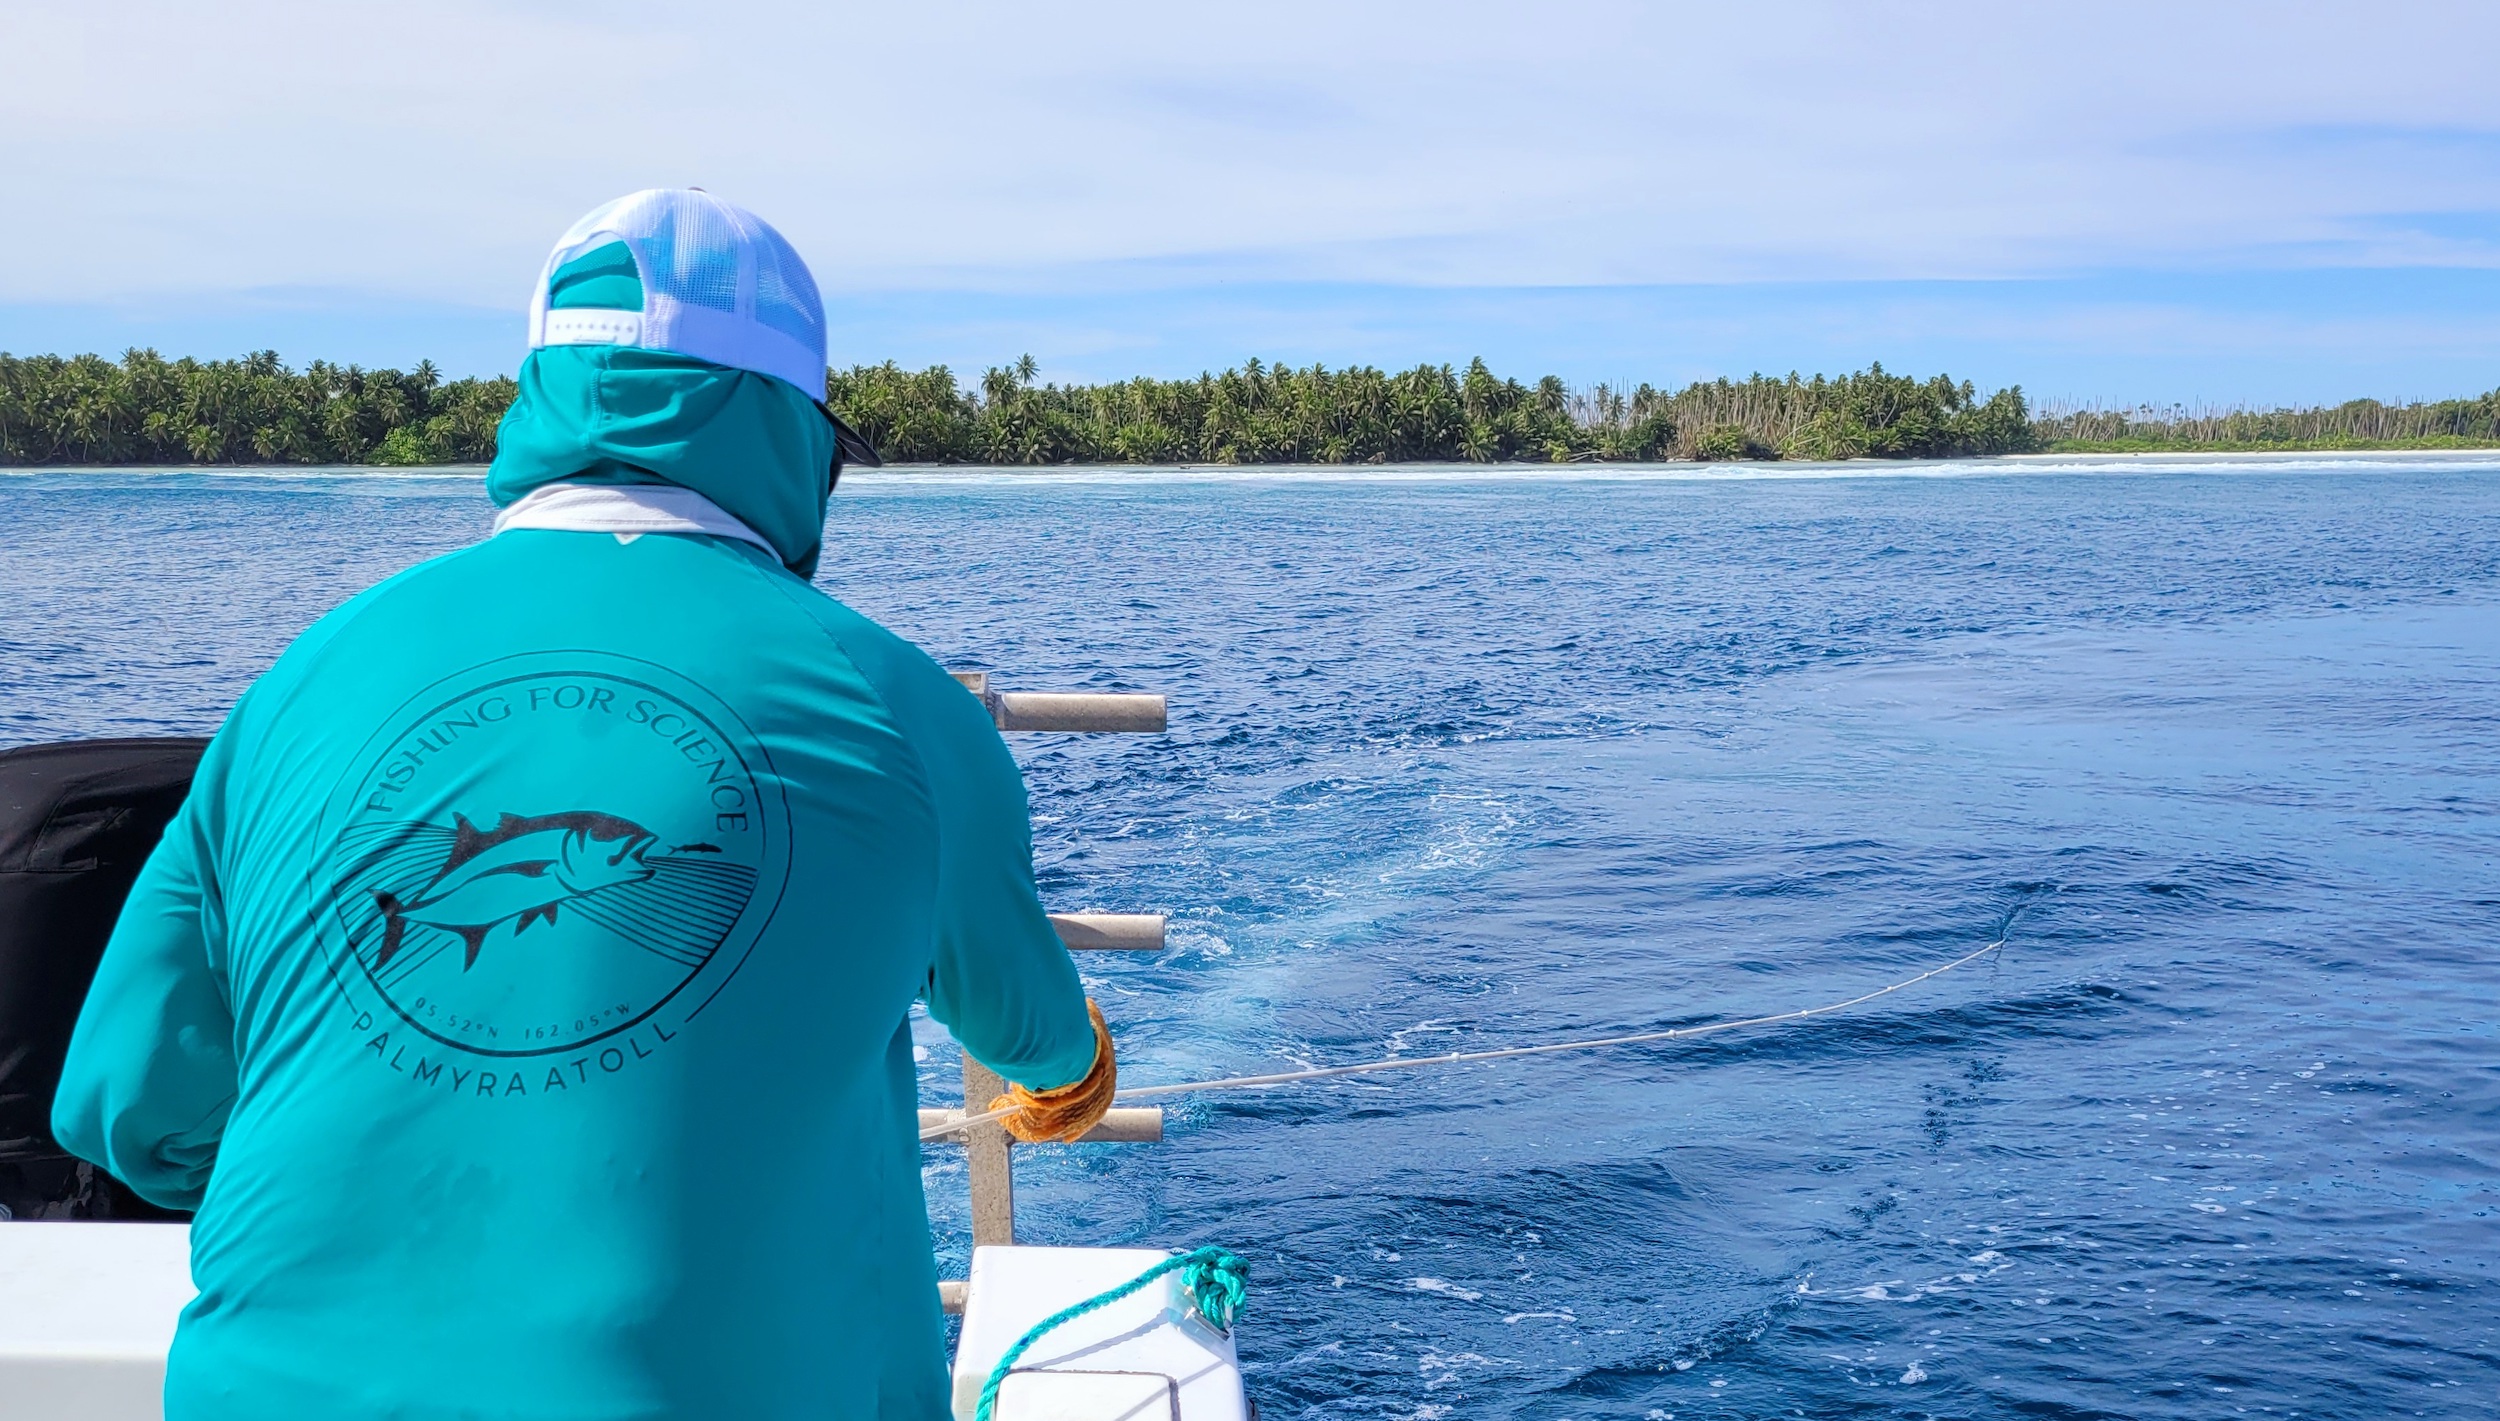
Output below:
[0,1222,190,1419]
[0,1226,1249,1420]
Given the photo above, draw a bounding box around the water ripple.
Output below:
[4,459,2496,1418]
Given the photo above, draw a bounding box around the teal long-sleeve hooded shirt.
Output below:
[51,346,1101,1420]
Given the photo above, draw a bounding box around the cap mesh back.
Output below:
[751,226,825,355]
[643,197,739,314]
[531,189,827,394]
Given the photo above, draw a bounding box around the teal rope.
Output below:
[973,1246,1248,1421]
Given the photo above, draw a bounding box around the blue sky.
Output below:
[4,1,2497,405]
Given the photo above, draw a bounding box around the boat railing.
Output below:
[929,672,1170,1314]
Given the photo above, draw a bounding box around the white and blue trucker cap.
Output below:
[527,188,827,396]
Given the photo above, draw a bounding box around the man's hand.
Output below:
[989,999,1117,1143]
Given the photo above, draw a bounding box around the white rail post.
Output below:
[949,671,1168,734]
[959,1056,1016,1249]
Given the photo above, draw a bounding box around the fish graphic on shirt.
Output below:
[371,811,657,969]
[337,808,764,979]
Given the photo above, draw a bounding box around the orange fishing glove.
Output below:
[989,999,1117,1143]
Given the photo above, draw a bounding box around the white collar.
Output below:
[490,482,779,559]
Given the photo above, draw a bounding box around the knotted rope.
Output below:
[972,1246,1248,1421]
[986,999,1118,1143]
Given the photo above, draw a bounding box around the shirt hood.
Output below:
[486,345,835,578]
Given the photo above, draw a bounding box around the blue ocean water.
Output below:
[3,456,2496,1419]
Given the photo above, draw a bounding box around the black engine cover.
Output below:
[0,737,208,1221]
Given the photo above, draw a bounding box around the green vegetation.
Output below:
[829,358,2035,463]
[1,349,2032,466]
[0,350,511,465]
[2034,394,2500,452]
[5,346,2495,466]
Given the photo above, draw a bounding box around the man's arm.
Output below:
[911,680,1100,1091]
[796,629,1106,1421]
[51,734,241,1212]
[795,593,1102,1090]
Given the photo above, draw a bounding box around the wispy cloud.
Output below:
[3,1,2496,398]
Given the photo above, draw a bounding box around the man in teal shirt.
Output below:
[53,189,1114,1418]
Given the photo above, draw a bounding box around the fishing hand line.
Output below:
[922,931,2012,1142]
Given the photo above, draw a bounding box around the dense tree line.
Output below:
[827,358,2039,464]
[0,350,512,465]
[2,349,2041,466]
[12,347,2495,466]
[2032,392,2500,451]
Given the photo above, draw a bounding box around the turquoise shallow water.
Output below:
[4,456,2497,1418]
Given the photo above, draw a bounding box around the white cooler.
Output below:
[951,1245,1250,1421]
[0,1222,193,1420]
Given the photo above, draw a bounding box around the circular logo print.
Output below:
[315,652,790,1059]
